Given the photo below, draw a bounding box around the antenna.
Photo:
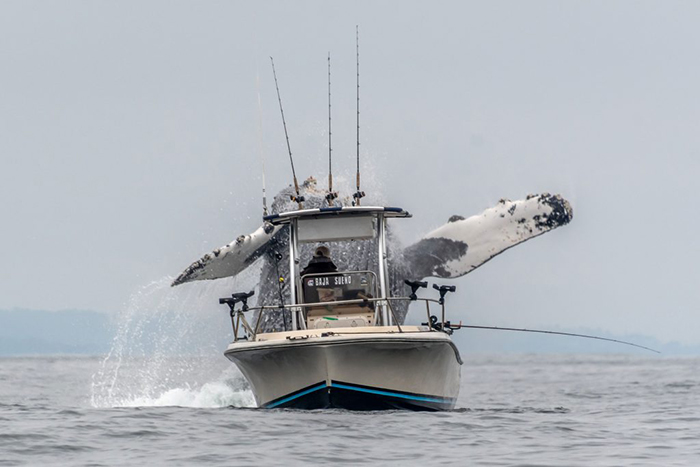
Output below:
[255,66,268,216]
[270,56,304,209]
[353,25,365,206]
[326,52,337,207]
[253,15,268,217]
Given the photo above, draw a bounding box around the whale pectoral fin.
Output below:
[403,193,573,279]
[171,222,281,286]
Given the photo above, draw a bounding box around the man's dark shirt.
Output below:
[300,256,338,277]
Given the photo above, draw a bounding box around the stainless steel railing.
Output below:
[225,296,448,342]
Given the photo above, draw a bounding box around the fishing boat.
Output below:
[183,195,653,410]
[170,30,656,411]
[217,206,463,410]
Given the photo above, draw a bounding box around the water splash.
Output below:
[90,172,390,408]
[109,366,256,409]
[91,266,261,408]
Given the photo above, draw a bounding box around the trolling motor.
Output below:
[404,279,428,300]
[219,290,255,341]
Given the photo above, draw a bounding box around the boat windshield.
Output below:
[301,271,377,305]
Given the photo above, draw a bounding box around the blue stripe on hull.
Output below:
[330,382,450,404]
[262,381,455,411]
[264,383,327,409]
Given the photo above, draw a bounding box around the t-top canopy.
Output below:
[263,206,411,226]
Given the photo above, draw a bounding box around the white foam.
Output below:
[116,381,256,408]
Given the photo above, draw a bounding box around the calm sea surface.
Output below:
[1,354,698,466]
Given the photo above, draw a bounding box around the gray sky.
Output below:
[1,1,698,345]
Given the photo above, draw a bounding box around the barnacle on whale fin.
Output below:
[537,193,574,227]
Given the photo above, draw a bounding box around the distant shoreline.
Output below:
[2,309,698,356]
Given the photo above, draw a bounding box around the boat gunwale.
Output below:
[224,330,464,365]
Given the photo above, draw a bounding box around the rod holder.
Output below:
[432,283,456,305]
[404,279,428,301]
[219,290,255,313]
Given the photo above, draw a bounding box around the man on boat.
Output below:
[300,246,340,303]
[301,245,338,276]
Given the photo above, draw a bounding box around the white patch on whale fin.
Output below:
[171,222,281,286]
[403,193,573,279]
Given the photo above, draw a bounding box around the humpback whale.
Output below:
[172,177,573,331]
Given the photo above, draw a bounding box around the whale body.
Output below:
[172,178,573,331]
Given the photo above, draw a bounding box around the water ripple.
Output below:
[1,355,699,466]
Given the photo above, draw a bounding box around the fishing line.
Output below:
[460,325,660,353]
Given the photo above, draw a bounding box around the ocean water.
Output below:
[1,354,698,466]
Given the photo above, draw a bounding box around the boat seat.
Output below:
[306,304,374,329]
[311,315,370,329]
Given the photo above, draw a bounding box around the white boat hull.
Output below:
[224,327,462,411]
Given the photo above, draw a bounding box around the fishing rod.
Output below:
[353,25,365,206]
[326,52,337,207]
[255,66,268,216]
[253,15,268,217]
[449,324,660,354]
[270,56,304,209]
